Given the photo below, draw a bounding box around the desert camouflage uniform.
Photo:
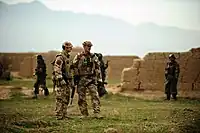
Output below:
[73,42,102,117]
[51,61,56,94]
[165,54,180,100]
[53,45,73,119]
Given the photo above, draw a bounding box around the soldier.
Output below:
[73,41,103,119]
[97,53,109,83]
[94,53,108,97]
[51,61,56,94]
[33,55,49,99]
[52,41,74,120]
[0,62,3,77]
[164,54,180,100]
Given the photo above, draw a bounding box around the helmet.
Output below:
[37,54,43,59]
[98,53,103,59]
[169,54,176,59]
[62,41,73,50]
[82,41,93,47]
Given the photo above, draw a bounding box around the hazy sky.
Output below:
[1,0,200,30]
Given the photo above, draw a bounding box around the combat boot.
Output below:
[56,116,64,120]
[57,113,70,120]
[172,94,177,101]
[55,111,62,117]
[164,93,170,100]
[93,113,103,119]
[44,87,49,96]
[79,115,89,119]
[79,112,89,119]
[32,93,38,99]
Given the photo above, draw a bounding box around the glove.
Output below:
[59,79,66,86]
[97,78,102,83]
[33,73,36,76]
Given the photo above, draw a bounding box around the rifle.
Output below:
[70,86,76,105]
[97,81,108,97]
[69,75,80,105]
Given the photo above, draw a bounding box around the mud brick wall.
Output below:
[0,53,34,71]
[121,47,200,92]
[17,49,139,80]
[19,56,34,78]
[104,56,139,82]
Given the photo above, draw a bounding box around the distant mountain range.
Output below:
[0,1,200,57]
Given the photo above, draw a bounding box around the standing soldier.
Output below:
[52,41,73,120]
[0,62,3,78]
[97,53,109,83]
[33,55,49,99]
[164,54,180,100]
[73,41,103,119]
[51,61,56,94]
[94,53,108,97]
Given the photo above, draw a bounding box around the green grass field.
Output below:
[0,79,200,133]
[0,78,120,88]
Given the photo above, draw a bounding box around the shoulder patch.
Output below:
[55,59,62,65]
[56,53,62,57]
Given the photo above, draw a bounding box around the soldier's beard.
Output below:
[84,50,90,54]
[65,50,71,53]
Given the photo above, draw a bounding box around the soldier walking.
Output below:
[52,41,74,120]
[33,55,49,98]
[164,54,180,100]
[73,41,103,119]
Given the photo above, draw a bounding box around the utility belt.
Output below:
[78,73,95,78]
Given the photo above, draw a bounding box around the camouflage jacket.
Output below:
[72,52,102,81]
[165,60,180,79]
[52,50,74,81]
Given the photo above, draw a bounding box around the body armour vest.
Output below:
[54,52,73,79]
[77,53,95,76]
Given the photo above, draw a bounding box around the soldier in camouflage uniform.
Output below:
[73,41,103,119]
[51,61,56,94]
[94,53,108,97]
[97,53,109,83]
[33,55,49,99]
[165,54,180,100]
[52,41,74,120]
